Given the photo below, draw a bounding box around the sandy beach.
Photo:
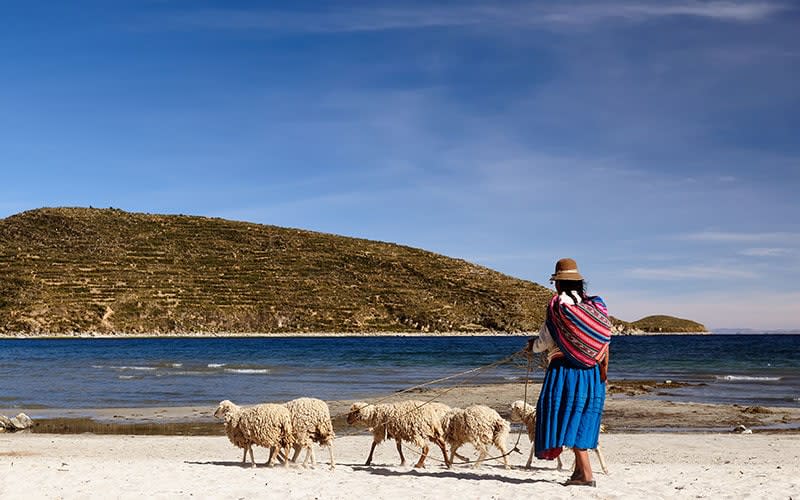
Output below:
[2,432,798,499]
[2,381,800,498]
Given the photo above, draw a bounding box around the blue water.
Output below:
[0,335,797,409]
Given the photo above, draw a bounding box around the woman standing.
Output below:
[525,258,611,487]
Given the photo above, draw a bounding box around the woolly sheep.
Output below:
[510,400,607,473]
[441,405,510,469]
[509,400,541,469]
[214,400,294,468]
[283,397,336,469]
[347,400,451,468]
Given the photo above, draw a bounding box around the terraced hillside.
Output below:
[0,208,555,335]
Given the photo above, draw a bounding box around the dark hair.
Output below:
[555,279,586,298]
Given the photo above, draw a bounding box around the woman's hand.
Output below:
[599,348,609,382]
[523,338,534,356]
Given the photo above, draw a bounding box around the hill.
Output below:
[0,207,557,335]
[631,315,708,333]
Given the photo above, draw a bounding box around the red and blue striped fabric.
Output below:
[546,295,612,369]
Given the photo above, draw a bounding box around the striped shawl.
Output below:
[546,294,611,369]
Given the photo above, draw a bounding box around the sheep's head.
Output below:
[510,400,534,422]
[214,400,238,419]
[347,402,370,425]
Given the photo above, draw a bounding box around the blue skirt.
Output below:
[534,358,606,459]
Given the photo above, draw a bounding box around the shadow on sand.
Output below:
[350,465,561,485]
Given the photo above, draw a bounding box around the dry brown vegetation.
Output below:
[0,207,556,335]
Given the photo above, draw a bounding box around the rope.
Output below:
[342,348,538,467]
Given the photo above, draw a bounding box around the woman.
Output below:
[525,258,611,487]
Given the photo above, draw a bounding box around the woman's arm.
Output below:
[599,347,610,382]
[528,322,554,353]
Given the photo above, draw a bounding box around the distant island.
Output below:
[0,208,706,336]
[614,315,708,335]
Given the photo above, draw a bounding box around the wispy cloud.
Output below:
[549,2,789,24]
[739,247,792,257]
[627,265,757,280]
[680,231,800,242]
[162,1,789,33]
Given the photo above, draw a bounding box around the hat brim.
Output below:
[550,271,584,281]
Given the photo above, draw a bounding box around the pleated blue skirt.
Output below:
[534,358,606,459]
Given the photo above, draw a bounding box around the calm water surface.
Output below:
[0,335,797,409]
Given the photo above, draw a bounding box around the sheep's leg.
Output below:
[248,445,256,468]
[448,444,459,466]
[434,437,450,469]
[595,447,609,475]
[395,439,406,466]
[308,445,316,468]
[283,445,291,468]
[327,444,336,470]
[268,447,285,465]
[497,444,510,469]
[365,440,378,465]
[414,444,430,468]
[525,447,534,469]
[291,445,302,463]
[241,446,248,465]
[473,445,487,469]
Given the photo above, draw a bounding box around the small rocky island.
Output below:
[613,315,708,335]
[0,208,706,336]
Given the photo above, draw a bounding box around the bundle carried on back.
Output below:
[546,294,612,368]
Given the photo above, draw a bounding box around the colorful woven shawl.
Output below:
[546,294,612,369]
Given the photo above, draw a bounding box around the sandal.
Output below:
[563,479,596,487]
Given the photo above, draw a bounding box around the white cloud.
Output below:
[739,247,792,257]
[164,1,788,33]
[627,265,757,280]
[576,2,787,23]
[680,231,800,242]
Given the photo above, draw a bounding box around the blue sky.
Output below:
[1,1,798,329]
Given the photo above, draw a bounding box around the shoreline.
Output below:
[0,331,712,339]
[4,381,798,436]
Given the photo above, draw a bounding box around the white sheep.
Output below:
[347,400,451,468]
[283,397,336,469]
[441,405,510,469]
[510,400,607,473]
[509,399,542,469]
[214,400,294,468]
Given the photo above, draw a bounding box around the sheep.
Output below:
[510,400,607,473]
[509,399,542,469]
[441,405,510,469]
[214,400,294,468]
[282,397,336,469]
[347,400,451,468]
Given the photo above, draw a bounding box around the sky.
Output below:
[1,1,798,330]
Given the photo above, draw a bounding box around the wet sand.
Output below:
[5,380,799,436]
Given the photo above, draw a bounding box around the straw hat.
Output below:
[550,257,584,281]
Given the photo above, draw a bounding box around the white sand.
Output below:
[1,432,798,499]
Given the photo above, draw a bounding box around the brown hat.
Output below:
[550,258,584,281]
